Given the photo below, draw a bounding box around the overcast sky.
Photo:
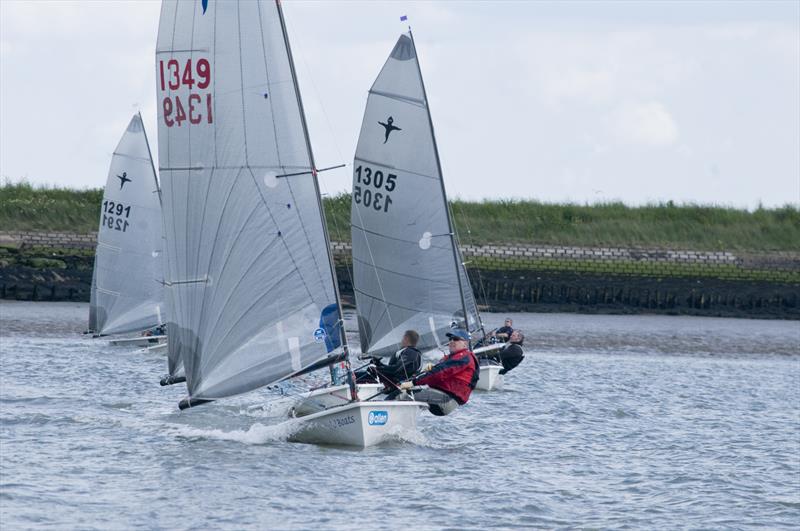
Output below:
[1,0,798,208]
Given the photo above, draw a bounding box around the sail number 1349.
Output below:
[354,165,396,213]
[158,58,213,128]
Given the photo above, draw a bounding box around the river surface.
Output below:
[1,301,798,529]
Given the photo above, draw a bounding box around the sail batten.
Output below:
[156,0,345,402]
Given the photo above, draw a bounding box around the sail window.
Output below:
[419,231,432,250]
[263,171,279,188]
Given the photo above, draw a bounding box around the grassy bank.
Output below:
[327,193,799,252]
[2,183,798,252]
[0,182,102,233]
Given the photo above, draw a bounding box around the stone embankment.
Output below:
[2,231,799,319]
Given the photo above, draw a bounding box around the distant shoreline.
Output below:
[2,183,798,318]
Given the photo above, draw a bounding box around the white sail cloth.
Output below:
[351,33,481,358]
[156,0,342,401]
[89,114,166,336]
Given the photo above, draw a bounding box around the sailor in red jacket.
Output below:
[398,329,480,416]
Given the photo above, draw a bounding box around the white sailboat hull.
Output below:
[291,383,385,417]
[289,400,424,448]
[108,335,167,347]
[476,362,504,391]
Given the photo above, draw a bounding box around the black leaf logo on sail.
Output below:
[378,116,401,144]
[117,172,131,190]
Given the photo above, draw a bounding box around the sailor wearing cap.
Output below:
[396,329,480,416]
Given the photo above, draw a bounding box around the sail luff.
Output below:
[275,0,349,355]
[139,111,163,200]
[407,30,472,334]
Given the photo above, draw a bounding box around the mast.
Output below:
[275,0,356,396]
[407,29,471,338]
[139,111,162,203]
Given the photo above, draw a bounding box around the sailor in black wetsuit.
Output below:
[486,330,525,375]
[356,330,422,387]
[489,317,514,342]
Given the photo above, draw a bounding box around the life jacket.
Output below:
[414,348,478,405]
[468,352,480,390]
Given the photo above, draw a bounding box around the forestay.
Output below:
[89,113,166,336]
[351,33,481,358]
[155,0,344,402]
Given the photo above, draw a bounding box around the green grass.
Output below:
[328,193,799,252]
[2,183,798,252]
[446,199,800,252]
[0,180,102,232]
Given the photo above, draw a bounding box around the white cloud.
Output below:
[609,101,679,147]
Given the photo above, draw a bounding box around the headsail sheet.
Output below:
[90,113,166,336]
[156,0,341,401]
[351,33,480,358]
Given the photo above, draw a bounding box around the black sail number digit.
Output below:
[385,173,396,192]
[353,165,396,213]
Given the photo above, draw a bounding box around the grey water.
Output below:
[1,301,798,530]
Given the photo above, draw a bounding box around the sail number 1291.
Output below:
[354,165,396,213]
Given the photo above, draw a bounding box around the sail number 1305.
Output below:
[354,165,396,213]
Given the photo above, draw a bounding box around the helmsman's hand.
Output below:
[399,381,414,390]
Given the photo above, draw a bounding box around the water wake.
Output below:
[171,419,303,445]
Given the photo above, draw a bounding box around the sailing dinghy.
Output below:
[89,113,167,346]
[472,344,504,390]
[350,31,506,394]
[155,0,423,448]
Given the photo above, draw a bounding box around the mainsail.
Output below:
[351,33,482,358]
[89,113,166,336]
[155,0,346,405]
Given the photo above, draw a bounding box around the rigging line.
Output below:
[199,197,278,358]
[253,2,332,305]
[354,157,440,182]
[276,163,346,179]
[351,255,454,285]
[183,0,202,373]
[281,18,358,300]
[162,0,184,379]
[277,1,352,371]
[408,30,470,334]
[351,223,452,250]
[203,266,300,370]
[451,199,490,333]
[193,166,237,353]
[352,286,455,315]
[284,16,346,166]
[352,197,398,348]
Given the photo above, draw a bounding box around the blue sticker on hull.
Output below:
[368,410,388,426]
